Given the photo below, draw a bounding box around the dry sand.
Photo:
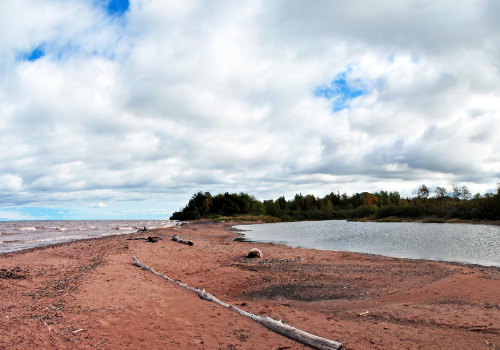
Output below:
[1,221,499,349]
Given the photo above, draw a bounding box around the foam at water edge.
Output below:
[50,227,67,231]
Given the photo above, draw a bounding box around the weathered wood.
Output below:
[125,236,160,242]
[172,235,194,246]
[132,257,343,350]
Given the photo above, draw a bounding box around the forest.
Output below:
[170,183,500,222]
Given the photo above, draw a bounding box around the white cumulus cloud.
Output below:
[0,0,499,218]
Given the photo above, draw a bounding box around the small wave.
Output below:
[77,229,87,231]
[50,227,67,231]
[30,236,83,244]
[18,227,36,231]
[115,227,134,230]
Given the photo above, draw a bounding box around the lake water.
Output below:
[232,220,500,267]
[0,220,176,254]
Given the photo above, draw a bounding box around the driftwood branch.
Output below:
[126,236,160,243]
[172,235,193,246]
[132,257,343,350]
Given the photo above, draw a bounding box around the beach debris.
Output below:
[126,236,160,243]
[137,226,148,233]
[246,248,263,259]
[358,311,370,317]
[172,222,188,230]
[486,340,495,349]
[172,235,194,246]
[132,256,343,350]
[72,329,85,334]
[0,266,29,279]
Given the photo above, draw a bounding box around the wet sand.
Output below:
[1,221,499,349]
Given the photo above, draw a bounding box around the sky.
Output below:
[0,0,499,220]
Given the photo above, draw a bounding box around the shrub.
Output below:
[374,205,401,219]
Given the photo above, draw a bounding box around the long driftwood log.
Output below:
[132,257,343,350]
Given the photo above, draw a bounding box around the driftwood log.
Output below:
[132,257,343,350]
[172,235,194,246]
[126,236,160,243]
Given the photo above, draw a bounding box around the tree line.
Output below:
[170,183,500,222]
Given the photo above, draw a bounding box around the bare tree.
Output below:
[460,185,471,200]
[434,186,447,199]
[417,184,430,200]
[451,184,461,200]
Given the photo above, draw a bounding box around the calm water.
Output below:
[0,220,176,254]
[233,220,500,267]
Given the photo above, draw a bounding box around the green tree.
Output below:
[264,200,280,216]
[389,191,401,205]
[251,201,266,215]
[304,194,317,211]
[276,196,287,210]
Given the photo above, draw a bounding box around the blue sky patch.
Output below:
[104,0,129,17]
[314,71,366,112]
[19,46,45,62]
[0,206,67,221]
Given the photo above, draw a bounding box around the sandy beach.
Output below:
[1,221,499,349]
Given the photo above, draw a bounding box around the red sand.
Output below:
[1,221,499,349]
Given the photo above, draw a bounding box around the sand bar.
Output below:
[1,221,499,349]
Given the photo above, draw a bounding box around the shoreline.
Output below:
[1,221,499,349]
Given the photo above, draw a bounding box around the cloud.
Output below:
[0,210,32,221]
[0,0,499,219]
[90,203,108,208]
